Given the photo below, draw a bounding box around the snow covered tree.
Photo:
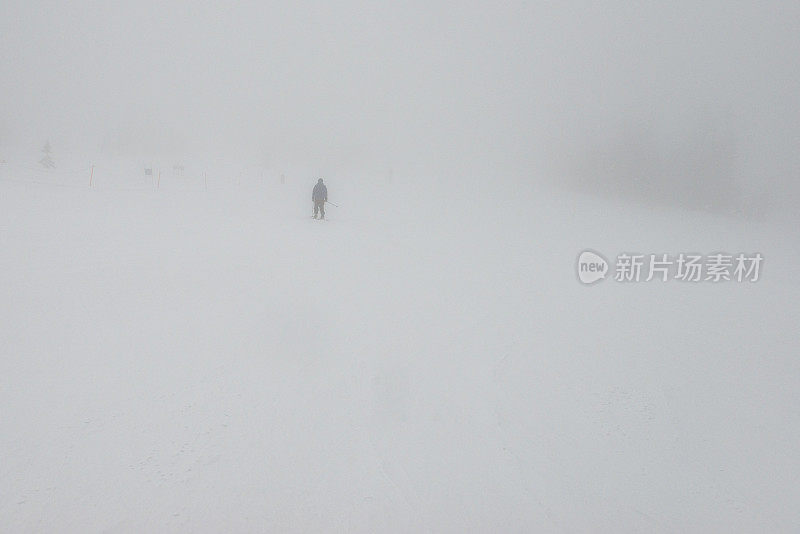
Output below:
[39,141,55,168]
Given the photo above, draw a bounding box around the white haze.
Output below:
[1,1,799,532]
[2,1,799,213]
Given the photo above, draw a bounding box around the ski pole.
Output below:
[326,201,339,207]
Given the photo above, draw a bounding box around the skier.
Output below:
[312,178,328,219]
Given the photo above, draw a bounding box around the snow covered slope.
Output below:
[1,169,798,532]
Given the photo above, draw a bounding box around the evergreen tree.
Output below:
[39,141,55,168]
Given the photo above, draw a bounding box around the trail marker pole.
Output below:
[89,165,94,188]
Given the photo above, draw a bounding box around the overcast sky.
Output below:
[2,1,798,203]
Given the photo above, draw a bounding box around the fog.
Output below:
[3,1,798,214]
[4,1,542,172]
[2,2,800,531]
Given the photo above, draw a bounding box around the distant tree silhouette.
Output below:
[39,141,55,168]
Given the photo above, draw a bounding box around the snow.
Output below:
[1,165,799,532]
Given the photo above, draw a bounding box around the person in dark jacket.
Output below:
[312,178,328,219]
